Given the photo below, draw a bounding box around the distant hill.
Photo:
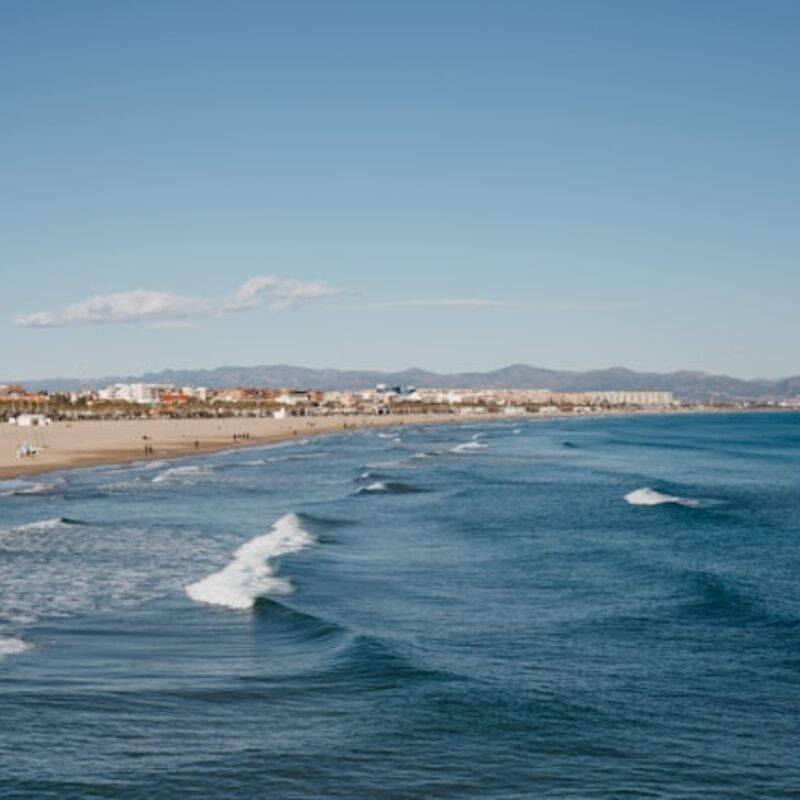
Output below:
[11,364,800,402]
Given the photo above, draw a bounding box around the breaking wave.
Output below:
[450,440,488,454]
[8,517,85,534]
[188,452,327,474]
[360,481,389,493]
[624,487,710,508]
[0,478,64,497]
[363,449,445,470]
[152,465,210,484]
[356,481,423,495]
[358,469,394,482]
[185,513,315,610]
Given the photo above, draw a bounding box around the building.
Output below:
[588,391,674,406]
[98,383,164,404]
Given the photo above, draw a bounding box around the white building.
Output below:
[588,391,674,406]
[182,386,209,402]
[98,383,165,404]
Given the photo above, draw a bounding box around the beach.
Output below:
[0,413,467,480]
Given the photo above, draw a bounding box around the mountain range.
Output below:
[13,364,800,402]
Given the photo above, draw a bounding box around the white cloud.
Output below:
[12,281,613,328]
[228,277,341,312]
[378,299,508,310]
[12,276,343,328]
[14,290,208,327]
[355,299,578,311]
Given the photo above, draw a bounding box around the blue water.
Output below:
[1,413,799,798]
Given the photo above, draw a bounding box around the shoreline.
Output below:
[0,413,487,481]
[1,407,788,483]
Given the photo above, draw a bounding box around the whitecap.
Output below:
[624,487,705,508]
[185,513,315,610]
[9,517,82,534]
[151,465,209,484]
[0,635,30,659]
[356,480,422,495]
[450,441,488,454]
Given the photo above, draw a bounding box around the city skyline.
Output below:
[3,1,798,380]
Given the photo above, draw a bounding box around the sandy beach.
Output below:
[0,414,468,481]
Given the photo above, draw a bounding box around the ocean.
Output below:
[1,412,799,798]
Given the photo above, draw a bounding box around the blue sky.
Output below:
[2,0,798,381]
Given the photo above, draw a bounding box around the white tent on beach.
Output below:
[9,414,51,427]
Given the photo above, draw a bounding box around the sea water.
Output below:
[1,413,799,798]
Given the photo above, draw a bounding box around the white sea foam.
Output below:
[0,518,224,634]
[0,636,30,659]
[185,513,315,610]
[99,476,149,494]
[363,458,407,469]
[0,479,62,497]
[451,441,488,454]
[21,481,60,494]
[10,517,79,534]
[152,465,208,484]
[357,480,421,495]
[624,487,703,508]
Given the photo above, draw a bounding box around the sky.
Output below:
[2,0,798,381]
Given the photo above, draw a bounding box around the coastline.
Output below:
[0,414,481,481]
[2,407,782,482]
